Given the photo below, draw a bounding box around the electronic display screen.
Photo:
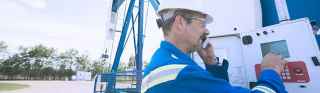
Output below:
[261,40,290,58]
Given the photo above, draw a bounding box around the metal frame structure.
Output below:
[94,0,159,93]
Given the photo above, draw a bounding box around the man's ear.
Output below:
[174,15,187,31]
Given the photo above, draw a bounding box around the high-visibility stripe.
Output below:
[252,86,276,93]
[171,54,178,60]
[142,64,187,93]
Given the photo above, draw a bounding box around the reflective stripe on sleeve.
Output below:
[142,64,187,93]
[252,86,276,93]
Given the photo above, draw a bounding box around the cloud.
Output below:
[0,0,107,59]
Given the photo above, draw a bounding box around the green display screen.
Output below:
[261,40,290,58]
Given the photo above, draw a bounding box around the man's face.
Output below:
[183,17,209,52]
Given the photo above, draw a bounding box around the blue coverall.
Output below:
[143,41,287,93]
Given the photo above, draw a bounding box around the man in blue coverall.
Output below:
[142,8,287,93]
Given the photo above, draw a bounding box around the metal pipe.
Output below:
[274,0,290,21]
[108,0,136,92]
[136,0,144,92]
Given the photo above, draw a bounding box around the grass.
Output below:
[0,83,29,91]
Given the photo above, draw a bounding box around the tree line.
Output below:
[0,41,107,80]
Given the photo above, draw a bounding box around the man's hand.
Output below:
[197,43,217,65]
[261,53,287,75]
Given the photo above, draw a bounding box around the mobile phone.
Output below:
[202,37,209,48]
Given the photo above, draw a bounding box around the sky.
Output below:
[0,0,163,64]
[0,0,108,60]
[0,0,260,64]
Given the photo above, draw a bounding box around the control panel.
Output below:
[204,18,320,92]
[240,18,320,92]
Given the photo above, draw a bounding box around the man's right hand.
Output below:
[261,53,287,75]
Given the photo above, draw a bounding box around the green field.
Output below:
[0,83,29,91]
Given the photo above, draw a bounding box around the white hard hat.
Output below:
[156,0,213,24]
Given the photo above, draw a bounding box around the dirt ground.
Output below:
[0,81,94,93]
